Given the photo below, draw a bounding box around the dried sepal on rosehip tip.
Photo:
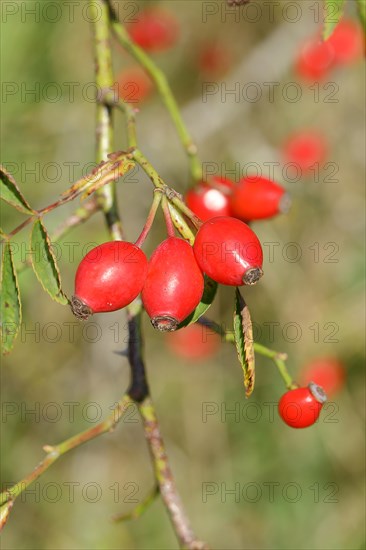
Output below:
[71,296,93,321]
[308,381,328,404]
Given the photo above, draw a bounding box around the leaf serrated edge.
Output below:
[30,219,68,305]
[233,288,255,397]
[1,241,22,355]
[0,165,35,214]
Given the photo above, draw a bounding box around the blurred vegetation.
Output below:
[1,1,365,549]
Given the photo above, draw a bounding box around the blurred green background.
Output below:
[1,1,365,548]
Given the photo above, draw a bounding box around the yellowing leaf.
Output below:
[233,288,255,397]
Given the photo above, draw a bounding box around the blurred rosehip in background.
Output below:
[198,42,233,78]
[327,19,364,65]
[282,130,328,175]
[300,357,346,397]
[128,9,179,52]
[114,67,153,104]
[295,38,335,81]
[165,323,221,361]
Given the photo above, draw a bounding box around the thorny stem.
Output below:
[107,0,203,183]
[198,316,296,390]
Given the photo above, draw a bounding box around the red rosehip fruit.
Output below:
[229,176,290,221]
[327,19,364,65]
[198,42,232,77]
[296,38,335,81]
[185,177,235,222]
[128,9,179,52]
[278,383,327,429]
[142,237,204,331]
[165,323,220,361]
[193,216,263,286]
[114,67,153,104]
[282,131,327,175]
[71,241,148,319]
[300,357,345,397]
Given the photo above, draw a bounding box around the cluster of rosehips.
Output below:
[296,19,364,82]
[185,175,291,223]
[71,215,263,331]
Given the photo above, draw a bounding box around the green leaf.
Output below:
[233,288,255,397]
[30,219,68,305]
[177,276,218,329]
[1,241,22,355]
[0,165,34,214]
[357,0,366,30]
[323,0,345,40]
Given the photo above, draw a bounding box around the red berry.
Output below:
[72,241,148,319]
[193,216,263,286]
[283,131,327,174]
[142,237,204,331]
[114,67,153,104]
[278,383,327,429]
[165,323,220,361]
[327,19,364,65]
[296,38,335,81]
[185,177,234,222]
[128,9,179,52]
[198,42,232,77]
[300,357,345,397]
[229,176,290,221]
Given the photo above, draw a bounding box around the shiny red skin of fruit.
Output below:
[229,176,287,221]
[165,323,220,361]
[296,38,335,81]
[283,131,327,174]
[142,237,204,329]
[74,241,148,313]
[327,19,364,65]
[128,9,179,52]
[185,177,235,222]
[193,217,263,286]
[115,67,153,104]
[278,387,323,429]
[300,358,345,397]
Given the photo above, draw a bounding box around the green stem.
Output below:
[90,0,123,241]
[134,190,163,248]
[0,395,133,506]
[113,486,159,522]
[198,317,296,390]
[103,91,137,149]
[107,2,202,183]
[132,148,165,189]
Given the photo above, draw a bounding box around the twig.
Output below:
[107,0,202,183]
[90,0,123,241]
[198,316,296,390]
[0,394,133,508]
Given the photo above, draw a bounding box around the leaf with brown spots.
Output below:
[233,288,255,397]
